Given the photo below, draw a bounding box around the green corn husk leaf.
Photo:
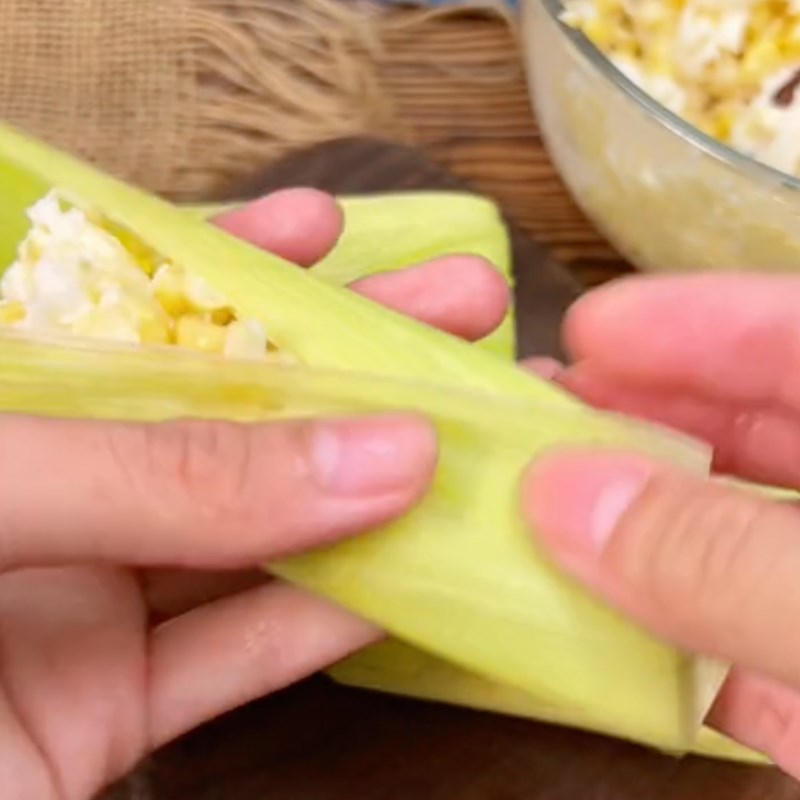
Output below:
[182,201,237,218]
[187,196,530,737]
[330,477,775,764]
[189,204,774,766]
[189,191,777,765]
[0,122,724,754]
[238,196,765,765]
[184,193,516,360]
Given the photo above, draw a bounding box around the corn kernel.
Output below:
[185,272,228,312]
[0,301,25,325]
[210,307,235,326]
[152,263,190,317]
[139,316,172,345]
[0,190,275,361]
[175,315,228,354]
[96,216,162,277]
[707,107,736,141]
[224,318,268,360]
[741,39,783,82]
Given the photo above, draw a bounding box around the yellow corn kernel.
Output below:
[0,300,25,325]
[95,215,162,277]
[782,37,800,61]
[175,315,228,354]
[152,263,190,317]
[741,39,783,82]
[643,38,673,77]
[210,307,235,326]
[706,107,736,141]
[223,318,268,360]
[139,315,172,345]
[184,272,228,312]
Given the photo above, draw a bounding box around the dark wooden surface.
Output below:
[99,137,799,800]
[146,679,799,800]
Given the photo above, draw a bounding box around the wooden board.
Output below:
[376,7,633,290]
[101,137,799,800]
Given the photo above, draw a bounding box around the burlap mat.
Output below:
[0,0,405,198]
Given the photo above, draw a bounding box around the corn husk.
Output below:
[182,186,772,765]
[0,121,727,754]
[185,195,773,766]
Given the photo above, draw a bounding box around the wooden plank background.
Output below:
[377,8,631,288]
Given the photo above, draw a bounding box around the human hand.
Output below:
[0,188,509,800]
[522,274,800,777]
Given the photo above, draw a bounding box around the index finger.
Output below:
[212,188,343,266]
[564,274,800,408]
[0,412,436,571]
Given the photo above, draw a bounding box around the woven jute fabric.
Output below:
[0,0,412,200]
[0,0,519,201]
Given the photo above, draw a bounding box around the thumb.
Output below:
[522,451,800,688]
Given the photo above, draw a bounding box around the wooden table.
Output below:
[142,678,800,800]
[105,8,799,800]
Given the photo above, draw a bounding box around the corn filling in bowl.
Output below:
[563,0,800,177]
[522,0,800,274]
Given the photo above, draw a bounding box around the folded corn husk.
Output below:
[0,121,731,756]
[186,195,772,765]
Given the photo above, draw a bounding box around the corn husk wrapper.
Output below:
[0,121,733,755]
[187,198,769,765]
[184,195,773,765]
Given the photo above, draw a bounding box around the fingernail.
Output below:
[522,356,564,380]
[311,415,437,495]
[523,452,655,554]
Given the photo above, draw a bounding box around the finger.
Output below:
[708,669,800,777]
[521,357,564,380]
[563,274,800,407]
[0,413,436,571]
[522,451,800,687]
[213,188,343,266]
[148,581,378,747]
[141,255,506,622]
[0,566,148,798]
[143,257,511,621]
[141,568,269,621]
[350,255,509,342]
[555,364,800,488]
[217,195,509,341]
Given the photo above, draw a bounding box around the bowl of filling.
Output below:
[520,0,800,273]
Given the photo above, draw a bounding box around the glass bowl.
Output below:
[520,0,800,274]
